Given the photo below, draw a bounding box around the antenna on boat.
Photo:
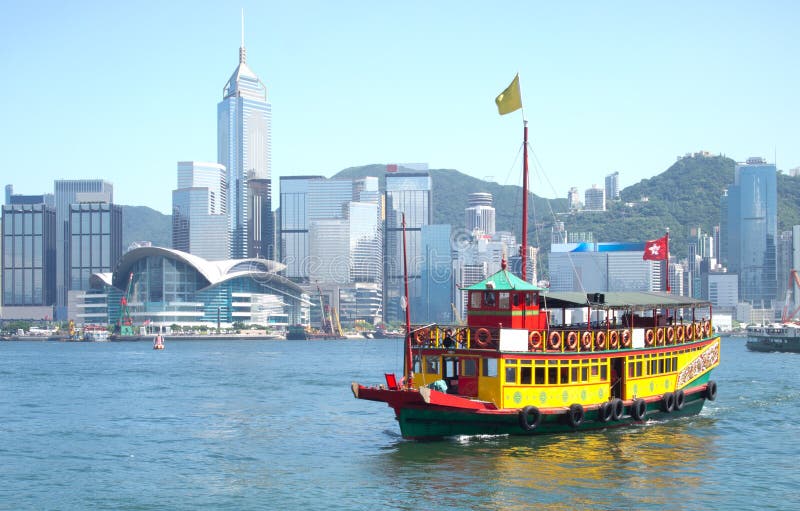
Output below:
[401,213,413,387]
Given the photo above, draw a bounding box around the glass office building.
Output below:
[723,158,777,306]
[172,161,230,261]
[2,203,56,307]
[549,242,663,292]
[68,202,122,291]
[217,39,272,259]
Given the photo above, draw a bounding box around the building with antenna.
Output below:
[218,13,273,260]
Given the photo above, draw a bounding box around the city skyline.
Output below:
[2,2,799,214]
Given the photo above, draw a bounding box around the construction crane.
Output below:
[115,272,135,336]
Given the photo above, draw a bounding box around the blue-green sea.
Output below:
[1,337,797,510]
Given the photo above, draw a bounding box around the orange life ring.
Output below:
[595,331,606,350]
[609,330,619,349]
[666,326,675,344]
[676,324,685,342]
[704,321,711,337]
[475,328,492,348]
[645,329,655,347]
[620,329,631,348]
[548,331,561,350]
[580,332,592,350]
[529,330,543,351]
[656,328,665,346]
[415,328,429,345]
[685,324,695,341]
[566,331,578,351]
[695,323,703,338]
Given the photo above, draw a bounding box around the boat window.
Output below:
[470,292,481,309]
[672,356,678,371]
[535,367,545,384]
[484,292,496,307]
[601,364,608,381]
[636,361,643,377]
[499,292,510,309]
[520,366,532,384]
[482,358,498,377]
[413,355,422,374]
[462,358,477,377]
[425,356,440,374]
[525,293,536,306]
[581,367,589,382]
[512,294,520,307]
[547,367,558,385]
[560,367,569,384]
[505,362,517,383]
[658,358,665,374]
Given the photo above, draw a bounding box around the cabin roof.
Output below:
[464,270,545,292]
[540,291,712,311]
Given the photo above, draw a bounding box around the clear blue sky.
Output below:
[2,1,798,214]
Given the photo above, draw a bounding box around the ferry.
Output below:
[745,323,800,353]
[351,76,720,439]
[83,325,110,342]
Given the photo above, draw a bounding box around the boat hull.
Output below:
[746,338,800,353]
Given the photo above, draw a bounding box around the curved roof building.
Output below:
[83,247,307,328]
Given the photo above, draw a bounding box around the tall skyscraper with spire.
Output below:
[217,13,273,259]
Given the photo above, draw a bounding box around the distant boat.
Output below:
[83,326,110,342]
[745,323,800,353]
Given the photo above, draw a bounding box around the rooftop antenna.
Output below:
[239,8,247,64]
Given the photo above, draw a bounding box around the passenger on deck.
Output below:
[443,329,456,349]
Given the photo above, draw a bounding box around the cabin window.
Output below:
[499,292,510,309]
[581,367,589,382]
[560,367,569,384]
[462,358,477,377]
[672,356,678,372]
[547,367,558,385]
[425,356,440,375]
[470,292,481,309]
[512,294,520,307]
[525,293,535,306]
[520,366,532,384]
[601,364,608,381]
[505,360,517,383]
[571,365,579,382]
[658,358,665,374]
[413,355,422,374]
[482,358,498,377]
[484,292,496,307]
[535,367,545,384]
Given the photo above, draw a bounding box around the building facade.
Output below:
[605,171,620,200]
[584,185,605,212]
[549,242,664,292]
[172,161,230,260]
[465,192,496,236]
[217,35,272,259]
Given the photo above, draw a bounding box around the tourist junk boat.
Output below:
[351,76,720,439]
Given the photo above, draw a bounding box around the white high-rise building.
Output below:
[172,162,230,261]
[465,192,496,235]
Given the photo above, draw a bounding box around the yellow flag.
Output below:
[495,74,522,115]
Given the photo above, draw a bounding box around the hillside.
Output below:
[122,205,171,249]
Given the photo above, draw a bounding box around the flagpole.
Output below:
[665,229,671,294]
[521,119,528,282]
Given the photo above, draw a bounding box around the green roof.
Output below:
[464,270,545,292]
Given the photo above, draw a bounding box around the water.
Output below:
[0,337,797,510]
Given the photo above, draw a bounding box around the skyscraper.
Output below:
[584,185,606,211]
[172,161,230,260]
[605,171,620,200]
[722,157,777,307]
[217,20,272,259]
[465,192,495,235]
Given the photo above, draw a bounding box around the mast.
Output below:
[521,120,529,281]
[402,214,413,385]
[665,229,671,293]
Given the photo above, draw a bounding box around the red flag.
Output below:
[643,235,668,260]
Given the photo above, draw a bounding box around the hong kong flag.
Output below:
[643,235,668,260]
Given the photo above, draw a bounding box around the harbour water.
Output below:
[1,337,797,510]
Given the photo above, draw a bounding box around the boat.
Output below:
[83,325,110,342]
[153,334,165,350]
[350,76,720,439]
[746,269,800,353]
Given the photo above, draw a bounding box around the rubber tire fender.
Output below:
[566,403,585,428]
[611,398,624,421]
[661,392,675,413]
[597,401,613,423]
[631,398,647,421]
[518,405,541,431]
[705,380,718,401]
[674,389,685,411]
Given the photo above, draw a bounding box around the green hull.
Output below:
[397,377,713,439]
[746,338,800,353]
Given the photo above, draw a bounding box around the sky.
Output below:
[1,1,798,214]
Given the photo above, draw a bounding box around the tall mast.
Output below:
[521,120,529,281]
[402,214,413,385]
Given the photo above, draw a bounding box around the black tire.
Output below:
[705,380,718,401]
[597,401,613,423]
[518,405,541,431]
[631,398,647,420]
[674,389,685,411]
[661,392,675,413]
[611,398,624,421]
[566,403,585,428]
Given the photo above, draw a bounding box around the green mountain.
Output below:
[122,205,171,249]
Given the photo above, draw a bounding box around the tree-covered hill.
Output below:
[122,205,171,249]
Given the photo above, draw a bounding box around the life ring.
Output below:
[580,332,592,350]
[611,398,624,420]
[620,330,631,348]
[414,328,429,345]
[661,392,675,413]
[518,405,541,431]
[565,403,585,428]
[597,401,613,423]
[685,324,695,341]
[695,323,703,339]
[529,330,543,351]
[676,324,685,342]
[644,329,655,347]
[674,389,685,411]
[631,398,647,420]
[594,331,606,350]
[666,326,675,344]
[656,328,665,346]
[566,331,578,351]
[705,380,718,401]
[608,330,619,349]
[475,328,492,348]
[548,331,561,350]
[704,321,711,337]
